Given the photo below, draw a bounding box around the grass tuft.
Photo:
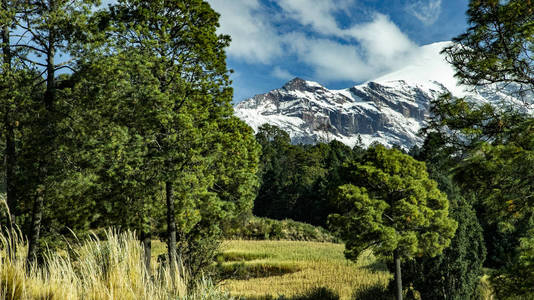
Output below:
[0,227,233,300]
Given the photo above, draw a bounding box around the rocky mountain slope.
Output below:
[234,42,524,149]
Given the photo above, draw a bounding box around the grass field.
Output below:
[216,240,391,300]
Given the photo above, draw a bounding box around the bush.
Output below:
[243,287,339,300]
[290,287,339,300]
[224,217,338,243]
[353,284,392,300]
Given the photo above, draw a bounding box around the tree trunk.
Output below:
[166,180,177,280]
[2,0,18,251]
[2,0,17,248]
[394,250,403,300]
[27,0,56,264]
[27,193,44,263]
[5,115,16,229]
[141,229,152,275]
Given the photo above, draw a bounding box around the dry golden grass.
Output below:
[218,240,391,300]
[0,227,231,300]
[478,274,495,300]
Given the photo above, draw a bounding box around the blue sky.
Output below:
[206,0,470,102]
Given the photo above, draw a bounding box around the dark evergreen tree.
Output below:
[423,1,534,295]
[254,124,298,219]
[294,140,354,226]
[402,173,486,300]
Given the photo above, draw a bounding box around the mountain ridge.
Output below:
[233,41,517,149]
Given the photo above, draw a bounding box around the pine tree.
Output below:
[2,0,100,263]
[105,0,259,281]
[426,1,534,295]
[402,172,486,300]
[443,0,534,94]
[328,145,457,300]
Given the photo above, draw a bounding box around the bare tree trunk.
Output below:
[166,180,177,281]
[2,0,17,243]
[27,0,56,265]
[394,250,403,300]
[27,193,44,263]
[141,229,152,274]
[140,192,153,275]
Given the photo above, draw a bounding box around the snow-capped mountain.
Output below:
[234,41,525,149]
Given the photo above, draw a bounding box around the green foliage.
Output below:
[212,117,261,231]
[328,145,457,261]
[0,0,260,283]
[240,287,340,300]
[425,94,534,296]
[491,226,534,299]
[62,0,259,280]
[288,287,340,300]
[423,95,533,268]
[442,0,534,91]
[424,0,534,295]
[401,173,486,300]
[254,124,357,226]
[352,284,391,300]
[223,217,338,243]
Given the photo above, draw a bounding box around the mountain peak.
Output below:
[283,77,323,91]
[235,41,510,150]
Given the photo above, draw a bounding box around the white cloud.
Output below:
[286,14,418,83]
[406,0,442,26]
[346,14,416,70]
[210,0,424,83]
[276,0,354,36]
[286,33,373,82]
[274,2,417,80]
[208,0,284,63]
[271,67,294,80]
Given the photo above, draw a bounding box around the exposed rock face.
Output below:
[235,77,446,149]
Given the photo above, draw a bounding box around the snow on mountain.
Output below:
[234,41,520,149]
[372,42,467,97]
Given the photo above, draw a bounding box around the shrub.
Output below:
[353,284,392,300]
[290,287,340,300]
[224,217,338,243]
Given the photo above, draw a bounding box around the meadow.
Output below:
[1,223,497,300]
[1,229,390,300]
[216,240,391,300]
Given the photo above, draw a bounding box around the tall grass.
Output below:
[0,227,232,300]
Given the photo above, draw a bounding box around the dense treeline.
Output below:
[253,123,363,227]
[253,127,476,299]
